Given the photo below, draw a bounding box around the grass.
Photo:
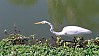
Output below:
[0,34,99,56]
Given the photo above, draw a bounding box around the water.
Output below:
[0,0,99,40]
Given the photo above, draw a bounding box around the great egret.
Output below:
[35,21,92,47]
[34,21,92,36]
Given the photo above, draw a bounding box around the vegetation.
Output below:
[0,33,99,56]
[0,24,99,56]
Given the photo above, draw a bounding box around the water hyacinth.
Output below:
[0,25,98,56]
[0,33,99,56]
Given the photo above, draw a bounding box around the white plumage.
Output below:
[61,26,92,36]
[35,21,92,36]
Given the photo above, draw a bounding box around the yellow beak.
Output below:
[34,22,44,24]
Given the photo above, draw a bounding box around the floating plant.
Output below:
[0,24,99,56]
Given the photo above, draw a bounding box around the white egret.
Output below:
[35,21,92,47]
[34,21,92,37]
[35,21,92,44]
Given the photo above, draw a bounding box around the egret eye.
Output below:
[42,21,48,24]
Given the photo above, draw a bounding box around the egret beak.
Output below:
[34,22,44,24]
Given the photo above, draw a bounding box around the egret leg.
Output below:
[74,36,77,42]
[74,36,84,48]
[78,36,84,47]
[73,36,78,47]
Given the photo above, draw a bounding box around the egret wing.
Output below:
[61,26,92,35]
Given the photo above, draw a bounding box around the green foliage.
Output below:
[0,34,99,56]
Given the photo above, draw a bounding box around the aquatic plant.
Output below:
[0,33,99,56]
[0,24,99,56]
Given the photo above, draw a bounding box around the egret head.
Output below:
[34,21,48,24]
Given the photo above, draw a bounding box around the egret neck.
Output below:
[47,22,65,36]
